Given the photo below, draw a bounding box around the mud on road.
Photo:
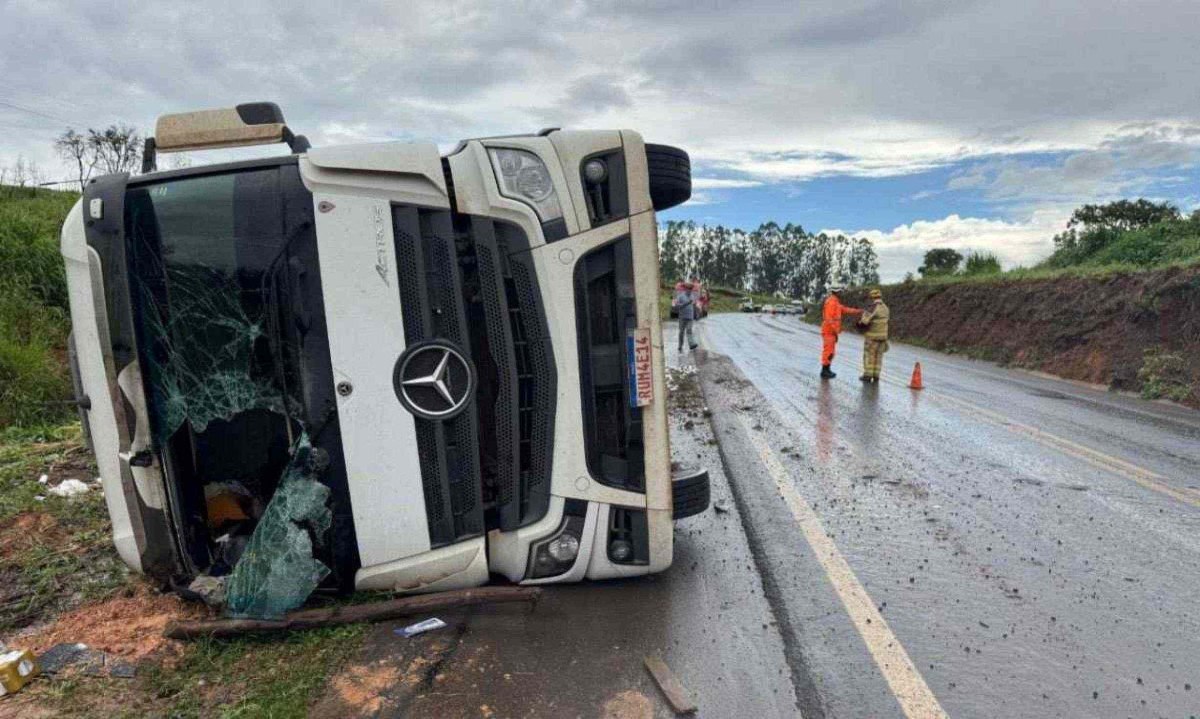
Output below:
[694,313,1200,719]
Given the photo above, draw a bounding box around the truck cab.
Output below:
[61,103,708,599]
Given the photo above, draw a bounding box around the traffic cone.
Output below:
[908,362,924,390]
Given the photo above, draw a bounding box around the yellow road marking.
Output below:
[738,413,950,719]
[876,374,1200,509]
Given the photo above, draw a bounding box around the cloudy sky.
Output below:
[3,0,1198,280]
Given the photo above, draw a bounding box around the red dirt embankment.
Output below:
[845,266,1200,406]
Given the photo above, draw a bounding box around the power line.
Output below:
[0,98,78,126]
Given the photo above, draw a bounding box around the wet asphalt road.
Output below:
[318,334,799,718]
[692,312,1200,719]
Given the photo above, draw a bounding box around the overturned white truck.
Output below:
[62,103,708,607]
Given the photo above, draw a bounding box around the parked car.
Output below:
[738,297,758,313]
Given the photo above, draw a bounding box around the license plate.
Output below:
[627,327,654,408]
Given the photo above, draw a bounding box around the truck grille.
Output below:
[394,192,556,542]
[391,206,484,547]
[459,217,556,531]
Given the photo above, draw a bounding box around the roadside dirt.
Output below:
[20,584,209,664]
[844,267,1200,406]
[0,512,69,562]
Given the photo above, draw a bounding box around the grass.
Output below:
[31,624,369,719]
[0,185,79,428]
[139,625,369,719]
[893,257,1200,290]
[0,422,130,632]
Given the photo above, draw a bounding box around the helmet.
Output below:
[829,285,844,294]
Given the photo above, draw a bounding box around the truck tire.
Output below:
[646,144,691,211]
[672,465,710,520]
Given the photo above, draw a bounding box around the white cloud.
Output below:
[824,208,1071,282]
[691,178,764,189]
[2,0,1198,203]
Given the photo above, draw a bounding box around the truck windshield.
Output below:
[124,164,310,571]
[126,168,296,444]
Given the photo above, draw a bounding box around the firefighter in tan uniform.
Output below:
[858,288,889,382]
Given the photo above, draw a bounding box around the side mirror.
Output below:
[142,102,310,173]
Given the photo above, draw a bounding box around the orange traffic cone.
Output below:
[908,362,924,390]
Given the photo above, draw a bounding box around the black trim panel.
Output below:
[573,236,645,492]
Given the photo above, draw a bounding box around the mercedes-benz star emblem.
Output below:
[392,341,475,420]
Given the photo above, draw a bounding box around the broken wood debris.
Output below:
[644,654,697,714]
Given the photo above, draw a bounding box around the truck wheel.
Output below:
[646,144,691,211]
[672,464,710,519]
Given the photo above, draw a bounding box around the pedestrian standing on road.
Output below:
[820,286,862,379]
[857,288,889,383]
[674,280,700,353]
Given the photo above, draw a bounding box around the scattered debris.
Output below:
[395,618,447,638]
[713,501,730,514]
[183,575,227,609]
[165,586,541,639]
[36,474,48,485]
[47,479,90,497]
[33,648,138,681]
[0,648,39,696]
[37,643,106,675]
[644,654,697,715]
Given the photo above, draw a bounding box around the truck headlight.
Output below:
[488,148,564,223]
[528,515,584,579]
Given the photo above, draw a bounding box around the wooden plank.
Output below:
[644,654,697,714]
[164,586,541,640]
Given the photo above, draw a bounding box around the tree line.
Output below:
[658,220,880,301]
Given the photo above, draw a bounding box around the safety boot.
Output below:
[820,365,836,379]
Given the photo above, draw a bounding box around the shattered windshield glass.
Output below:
[125,167,333,618]
[126,171,296,443]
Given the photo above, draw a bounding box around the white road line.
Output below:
[737,412,950,719]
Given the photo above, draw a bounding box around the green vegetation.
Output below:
[0,185,78,428]
[1046,213,1200,269]
[1137,348,1194,403]
[918,248,963,277]
[898,200,1200,290]
[659,220,879,302]
[962,251,1002,276]
[139,624,368,719]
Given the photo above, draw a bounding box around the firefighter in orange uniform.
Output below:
[820,286,862,379]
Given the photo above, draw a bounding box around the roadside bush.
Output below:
[1136,347,1194,403]
[963,252,1002,276]
[0,186,77,427]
